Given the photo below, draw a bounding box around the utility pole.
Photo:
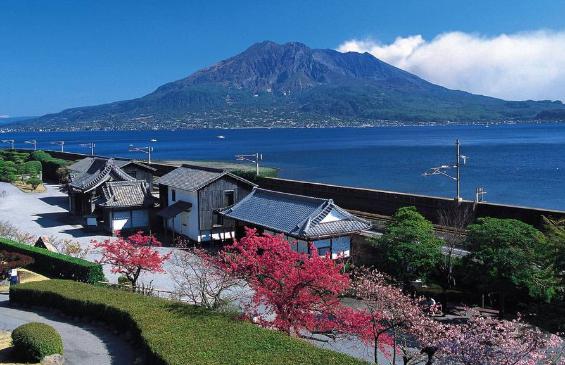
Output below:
[52,141,64,152]
[1,139,15,150]
[475,187,487,203]
[81,142,96,156]
[235,153,263,176]
[24,139,37,150]
[424,139,468,201]
[129,145,153,163]
[456,139,461,201]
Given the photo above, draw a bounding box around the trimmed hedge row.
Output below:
[0,238,104,283]
[11,322,63,362]
[10,280,366,365]
[30,150,69,181]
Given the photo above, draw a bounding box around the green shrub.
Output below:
[27,177,42,189]
[10,280,365,365]
[11,322,63,362]
[30,150,69,181]
[0,238,105,283]
[22,161,42,176]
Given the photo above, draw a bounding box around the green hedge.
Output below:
[10,280,365,365]
[11,322,63,362]
[0,238,104,283]
[30,150,69,181]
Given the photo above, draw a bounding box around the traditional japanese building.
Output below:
[218,188,372,258]
[96,180,157,232]
[157,166,255,242]
[68,157,157,189]
[67,158,156,232]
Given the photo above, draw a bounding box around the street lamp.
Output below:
[24,139,37,150]
[1,139,15,150]
[235,153,263,176]
[80,142,96,156]
[51,141,65,152]
[129,144,153,163]
[423,139,468,201]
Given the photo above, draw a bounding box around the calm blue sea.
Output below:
[2,123,565,211]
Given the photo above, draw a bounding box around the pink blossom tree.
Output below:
[435,312,565,365]
[350,267,564,365]
[351,267,443,365]
[92,231,171,289]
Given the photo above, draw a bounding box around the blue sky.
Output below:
[2,0,565,116]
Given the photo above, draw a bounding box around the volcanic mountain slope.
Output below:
[20,41,565,130]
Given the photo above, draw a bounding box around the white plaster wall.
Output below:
[167,188,200,241]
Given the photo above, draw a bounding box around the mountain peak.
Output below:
[18,40,565,131]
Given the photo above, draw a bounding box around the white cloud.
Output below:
[337,31,565,102]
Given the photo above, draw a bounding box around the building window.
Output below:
[171,189,176,202]
[313,239,332,257]
[224,190,235,206]
[213,212,224,226]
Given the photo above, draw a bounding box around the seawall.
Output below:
[29,149,565,228]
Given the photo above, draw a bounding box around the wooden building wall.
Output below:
[198,177,253,231]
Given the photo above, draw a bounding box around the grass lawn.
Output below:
[11,182,45,194]
[0,331,39,365]
[11,280,367,365]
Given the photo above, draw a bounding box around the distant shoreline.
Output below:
[2,119,565,133]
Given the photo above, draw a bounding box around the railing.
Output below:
[96,281,181,301]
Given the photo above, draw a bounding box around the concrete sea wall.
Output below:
[37,149,565,228]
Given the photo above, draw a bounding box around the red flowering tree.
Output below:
[221,228,369,339]
[92,231,171,289]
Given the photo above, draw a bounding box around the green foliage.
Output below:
[543,216,565,290]
[29,150,52,162]
[22,160,42,176]
[0,151,30,165]
[465,218,557,304]
[232,167,278,181]
[374,206,442,285]
[0,160,18,182]
[27,177,42,189]
[0,151,42,183]
[0,237,105,283]
[28,150,68,181]
[11,322,63,362]
[10,280,365,365]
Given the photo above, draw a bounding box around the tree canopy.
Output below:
[374,206,442,286]
[465,218,558,314]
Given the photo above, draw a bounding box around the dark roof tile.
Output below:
[219,188,371,239]
[157,166,254,191]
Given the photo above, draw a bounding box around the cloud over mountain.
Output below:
[338,31,565,102]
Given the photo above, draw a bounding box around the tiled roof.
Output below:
[69,159,136,193]
[97,181,156,208]
[219,188,371,239]
[157,166,255,191]
[69,157,155,176]
[157,201,193,218]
